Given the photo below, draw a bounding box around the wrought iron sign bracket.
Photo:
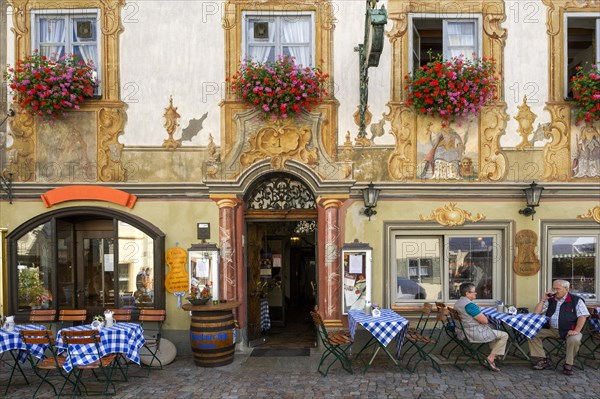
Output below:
[0,171,13,204]
[355,0,388,138]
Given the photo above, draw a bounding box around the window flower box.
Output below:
[405,53,499,126]
[571,64,600,124]
[228,55,329,120]
[3,50,96,121]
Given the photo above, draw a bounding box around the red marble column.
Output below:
[318,198,344,327]
[215,198,239,302]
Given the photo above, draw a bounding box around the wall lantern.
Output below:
[518,181,544,220]
[362,182,380,220]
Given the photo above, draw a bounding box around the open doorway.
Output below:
[246,220,317,349]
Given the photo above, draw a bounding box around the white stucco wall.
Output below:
[0,1,570,149]
[120,0,226,147]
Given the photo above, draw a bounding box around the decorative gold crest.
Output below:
[419,202,486,226]
[239,119,318,170]
[162,96,181,149]
[576,206,600,224]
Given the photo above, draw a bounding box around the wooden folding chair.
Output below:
[543,316,590,371]
[309,306,353,376]
[20,329,74,398]
[581,312,600,369]
[400,305,445,372]
[447,308,488,371]
[29,309,57,330]
[106,309,133,379]
[107,309,132,322]
[435,302,462,360]
[58,309,87,329]
[138,309,166,372]
[61,329,118,397]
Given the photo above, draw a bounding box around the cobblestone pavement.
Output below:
[2,349,599,399]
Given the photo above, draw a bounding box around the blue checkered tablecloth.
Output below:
[590,307,600,333]
[56,322,145,372]
[260,298,271,332]
[348,309,409,358]
[1,324,47,362]
[480,308,548,339]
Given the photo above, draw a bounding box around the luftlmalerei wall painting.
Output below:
[36,112,97,182]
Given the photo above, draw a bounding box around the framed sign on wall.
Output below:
[341,242,372,315]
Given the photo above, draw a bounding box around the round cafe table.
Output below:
[182,301,240,367]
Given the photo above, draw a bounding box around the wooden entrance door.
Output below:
[246,223,264,342]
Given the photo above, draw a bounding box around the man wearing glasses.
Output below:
[454,282,508,372]
[530,279,589,376]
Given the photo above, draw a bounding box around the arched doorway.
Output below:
[6,207,165,320]
[244,174,317,349]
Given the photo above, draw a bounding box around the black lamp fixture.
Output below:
[362,182,380,220]
[518,181,544,220]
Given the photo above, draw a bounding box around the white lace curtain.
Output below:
[444,21,477,59]
[247,17,311,66]
[38,18,66,58]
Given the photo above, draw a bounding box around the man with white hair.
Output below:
[530,279,590,376]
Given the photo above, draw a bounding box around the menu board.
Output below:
[341,243,372,315]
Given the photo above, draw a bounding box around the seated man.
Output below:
[454,282,508,372]
[530,279,590,376]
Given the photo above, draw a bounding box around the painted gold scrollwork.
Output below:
[543,103,571,181]
[479,105,508,181]
[385,104,415,181]
[98,107,126,182]
[577,206,600,224]
[419,203,486,227]
[5,110,35,181]
[239,121,319,170]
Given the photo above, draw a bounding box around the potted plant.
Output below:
[228,55,329,119]
[187,283,212,305]
[18,267,52,309]
[405,53,499,126]
[571,64,600,124]
[3,50,97,121]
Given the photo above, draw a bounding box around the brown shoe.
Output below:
[532,358,551,370]
[563,364,573,376]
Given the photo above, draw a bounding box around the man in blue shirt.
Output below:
[454,282,508,372]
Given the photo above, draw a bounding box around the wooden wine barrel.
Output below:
[188,307,236,367]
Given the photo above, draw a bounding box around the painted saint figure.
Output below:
[572,123,600,178]
[421,123,466,180]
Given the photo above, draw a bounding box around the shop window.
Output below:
[32,9,101,96]
[16,223,53,311]
[548,230,598,301]
[8,208,165,316]
[565,15,599,98]
[390,228,504,305]
[409,16,481,71]
[244,13,314,66]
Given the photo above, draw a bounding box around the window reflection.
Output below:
[118,222,155,309]
[551,236,596,300]
[448,237,494,300]
[17,223,53,311]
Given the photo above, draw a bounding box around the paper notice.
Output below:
[349,254,363,274]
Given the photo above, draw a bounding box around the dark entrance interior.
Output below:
[246,221,317,349]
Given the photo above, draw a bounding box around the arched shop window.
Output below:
[7,207,165,318]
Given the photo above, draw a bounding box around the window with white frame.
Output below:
[243,13,314,66]
[409,15,481,72]
[564,14,599,98]
[547,229,598,301]
[32,10,101,95]
[390,228,504,304]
